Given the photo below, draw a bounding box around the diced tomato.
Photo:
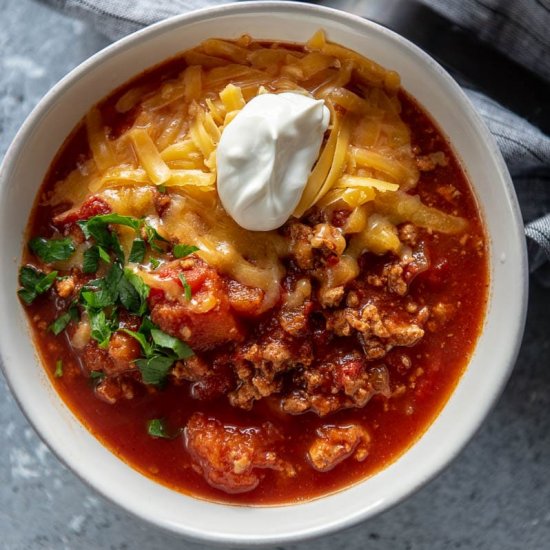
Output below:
[148,259,243,350]
[148,287,166,306]
[157,260,208,293]
[52,195,111,228]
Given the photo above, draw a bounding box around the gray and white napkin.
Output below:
[38,0,550,283]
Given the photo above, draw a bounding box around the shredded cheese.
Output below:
[48,31,466,301]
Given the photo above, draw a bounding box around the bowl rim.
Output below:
[0,0,528,545]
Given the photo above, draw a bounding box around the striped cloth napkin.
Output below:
[39,0,550,283]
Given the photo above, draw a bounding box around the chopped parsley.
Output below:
[121,268,150,315]
[97,245,111,263]
[28,237,75,263]
[143,223,169,253]
[150,328,192,359]
[173,244,199,259]
[49,303,79,335]
[18,266,58,305]
[124,322,193,386]
[82,246,99,274]
[82,244,111,274]
[89,309,117,349]
[21,211,200,388]
[54,359,63,378]
[149,257,161,269]
[76,214,170,260]
[120,328,153,356]
[178,273,192,301]
[78,213,141,242]
[136,355,175,385]
[146,418,175,439]
[78,214,141,264]
[81,263,123,309]
[79,263,150,346]
[129,238,146,263]
[49,312,71,335]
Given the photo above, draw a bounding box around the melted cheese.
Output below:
[161,192,287,310]
[46,32,468,313]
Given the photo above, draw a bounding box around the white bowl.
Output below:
[0,1,528,545]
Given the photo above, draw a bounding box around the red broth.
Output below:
[20,38,488,504]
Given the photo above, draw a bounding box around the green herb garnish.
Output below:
[150,328,193,360]
[149,257,161,269]
[146,418,174,439]
[178,273,192,301]
[49,303,79,335]
[82,244,111,274]
[82,246,100,274]
[123,322,192,386]
[29,237,75,263]
[143,223,168,253]
[89,309,117,349]
[129,238,146,263]
[120,328,153,356]
[97,245,111,263]
[136,355,175,385]
[78,214,141,264]
[79,214,141,243]
[49,312,72,335]
[80,263,152,347]
[77,214,170,265]
[173,244,199,259]
[18,266,58,305]
[110,232,125,264]
[81,263,124,309]
[20,211,200,389]
[120,268,150,315]
[118,276,141,314]
[54,359,63,378]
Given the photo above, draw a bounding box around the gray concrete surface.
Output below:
[1,0,549,548]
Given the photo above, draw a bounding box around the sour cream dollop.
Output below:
[216,92,331,231]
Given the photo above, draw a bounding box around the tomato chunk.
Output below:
[148,258,243,350]
[53,195,111,228]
